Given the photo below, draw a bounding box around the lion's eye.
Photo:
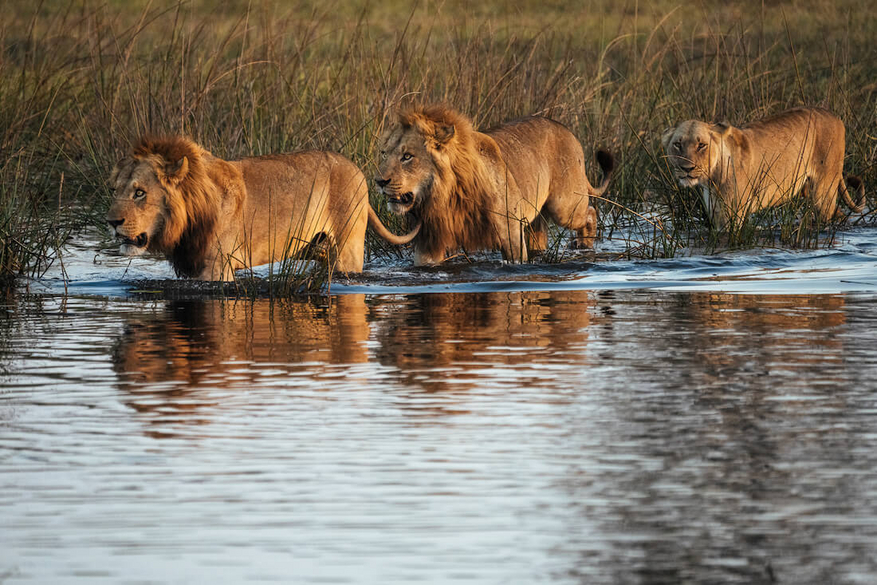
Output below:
[133,189,146,200]
[697,142,707,151]
[401,153,413,162]
[673,142,682,151]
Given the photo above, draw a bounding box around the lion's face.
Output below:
[106,158,171,256]
[662,121,726,187]
[374,122,446,215]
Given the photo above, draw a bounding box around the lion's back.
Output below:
[486,116,583,162]
[742,107,845,168]
[236,150,367,208]
[485,116,587,198]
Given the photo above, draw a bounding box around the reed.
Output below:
[1,0,873,290]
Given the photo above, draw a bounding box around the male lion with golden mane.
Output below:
[374,105,614,264]
[662,107,865,230]
[106,136,419,280]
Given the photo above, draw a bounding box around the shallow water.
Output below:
[3,228,877,584]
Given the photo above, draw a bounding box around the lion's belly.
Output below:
[743,128,818,209]
[748,158,811,209]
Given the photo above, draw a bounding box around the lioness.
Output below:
[106,136,419,280]
[662,107,865,229]
[374,105,614,264]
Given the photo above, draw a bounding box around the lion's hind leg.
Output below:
[324,199,368,274]
[542,193,598,249]
[330,227,366,274]
[807,173,842,224]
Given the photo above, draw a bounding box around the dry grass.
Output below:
[1,0,875,289]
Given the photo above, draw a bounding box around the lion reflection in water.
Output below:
[112,291,599,417]
[112,295,371,412]
[371,291,599,392]
[682,292,848,389]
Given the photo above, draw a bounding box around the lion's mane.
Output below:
[131,136,234,277]
[398,105,498,259]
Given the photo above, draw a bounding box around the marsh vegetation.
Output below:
[1,0,874,290]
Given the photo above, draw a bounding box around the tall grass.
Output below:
[1,0,874,290]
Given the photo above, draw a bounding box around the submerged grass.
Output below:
[1,0,875,292]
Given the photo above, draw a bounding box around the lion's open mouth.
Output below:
[121,233,148,248]
[387,192,414,206]
[386,192,415,214]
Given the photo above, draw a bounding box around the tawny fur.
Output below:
[107,136,418,280]
[662,107,865,230]
[375,104,614,264]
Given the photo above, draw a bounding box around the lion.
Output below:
[106,136,420,280]
[662,107,865,230]
[374,105,614,264]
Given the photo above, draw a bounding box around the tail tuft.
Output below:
[591,149,615,196]
[596,149,615,175]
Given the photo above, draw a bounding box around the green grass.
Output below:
[1,0,874,290]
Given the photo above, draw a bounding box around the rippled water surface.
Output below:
[3,230,877,584]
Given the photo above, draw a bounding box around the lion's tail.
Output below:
[839,174,866,214]
[589,150,615,197]
[368,205,421,245]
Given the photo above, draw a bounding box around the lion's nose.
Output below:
[107,218,124,229]
[375,177,390,188]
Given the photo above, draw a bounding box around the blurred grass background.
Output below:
[1,0,875,285]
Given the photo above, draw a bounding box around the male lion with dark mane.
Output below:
[106,136,419,280]
[374,105,614,264]
[662,107,865,230]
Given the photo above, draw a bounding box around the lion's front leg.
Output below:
[197,257,234,281]
[701,185,730,231]
[497,218,528,263]
[413,247,446,266]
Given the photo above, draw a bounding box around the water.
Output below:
[3,227,877,584]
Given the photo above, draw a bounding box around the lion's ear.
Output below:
[711,122,733,138]
[660,126,676,150]
[476,135,502,162]
[433,123,455,145]
[165,156,189,186]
